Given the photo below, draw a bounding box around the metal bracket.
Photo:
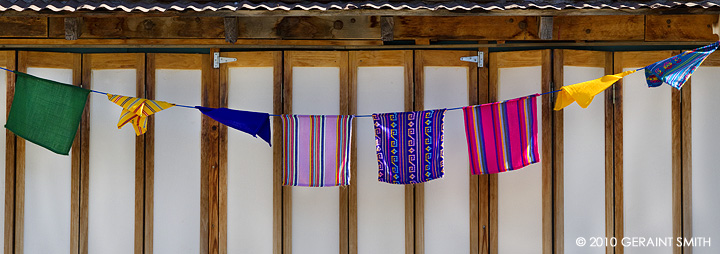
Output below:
[213,52,237,69]
[460,51,484,68]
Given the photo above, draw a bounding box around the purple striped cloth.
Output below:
[373,109,445,184]
[281,115,354,187]
[462,95,539,175]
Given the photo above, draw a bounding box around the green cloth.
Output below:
[5,73,90,155]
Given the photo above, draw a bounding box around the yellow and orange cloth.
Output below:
[554,70,636,110]
[107,94,175,135]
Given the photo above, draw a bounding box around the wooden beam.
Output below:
[240,16,380,39]
[395,16,539,40]
[224,17,238,44]
[646,15,718,41]
[64,17,82,40]
[539,16,553,40]
[0,17,47,37]
[553,15,644,41]
[380,16,394,41]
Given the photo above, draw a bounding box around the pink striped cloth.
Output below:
[462,94,540,175]
[281,115,354,187]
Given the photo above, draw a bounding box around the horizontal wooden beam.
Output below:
[0,15,718,42]
[0,17,47,37]
[0,39,712,49]
[394,16,540,40]
[646,14,719,41]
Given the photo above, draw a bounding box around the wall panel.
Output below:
[416,50,478,254]
[689,64,720,254]
[284,51,348,254]
[351,51,411,254]
[84,53,145,254]
[17,51,82,254]
[221,52,278,254]
[558,50,609,254]
[614,51,675,254]
[151,54,204,254]
[489,50,551,254]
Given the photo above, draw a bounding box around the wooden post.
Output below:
[64,17,82,40]
[539,17,553,40]
[224,17,238,44]
[380,16,394,42]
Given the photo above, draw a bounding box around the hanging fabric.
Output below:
[645,41,720,89]
[5,73,90,155]
[281,115,354,187]
[196,106,271,146]
[463,95,539,175]
[554,70,636,110]
[107,94,175,136]
[373,109,446,184]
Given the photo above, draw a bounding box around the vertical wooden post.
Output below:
[64,17,82,41]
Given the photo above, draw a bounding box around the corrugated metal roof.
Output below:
[1,0,719,12]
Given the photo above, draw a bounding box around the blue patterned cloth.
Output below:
[645,41,719,89]
[373,109,445,184]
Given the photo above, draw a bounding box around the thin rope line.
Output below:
[0,66,612,117]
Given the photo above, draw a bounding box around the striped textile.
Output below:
[107,94,175,136]
[282,115,354,187]
[645,41,719,89]
[463,95,539,175]
[373,109,445,184]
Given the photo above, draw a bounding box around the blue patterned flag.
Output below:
[645,41,719,89]
[373,109,445,184]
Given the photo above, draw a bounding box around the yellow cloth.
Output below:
[107,94,175,135]
[554,70,636,111]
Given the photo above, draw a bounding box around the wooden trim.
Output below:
[671,59,682,254]
[155,54,204,70]
[563,50,607,67]
[338,51,350,254]
[272,51,283,254]
[202,50,221,254]
[681,79,692,254]
[217,52,229,254]
[612,52,625,254]
[281,51,292,254]
[552,49,564,254]
[404,50,414,254]
[13,51,82,254]
[134,53,146,254]
[540,49,552,254]
[14,51,27,254]
[79,54,91,254]
[604,51,615,254]
[477,47,490,254]
[2,51,16,254]
[348,51,358,254]
[144,53,156,254]
[488,51,498,254]
[468,48,482,254]
[412,49,425,254]
[70,52,82,254]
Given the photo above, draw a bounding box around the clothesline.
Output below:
[0,66,565,118]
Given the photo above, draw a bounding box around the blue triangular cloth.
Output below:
[196,106,271,146]
[645,41,719,89]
